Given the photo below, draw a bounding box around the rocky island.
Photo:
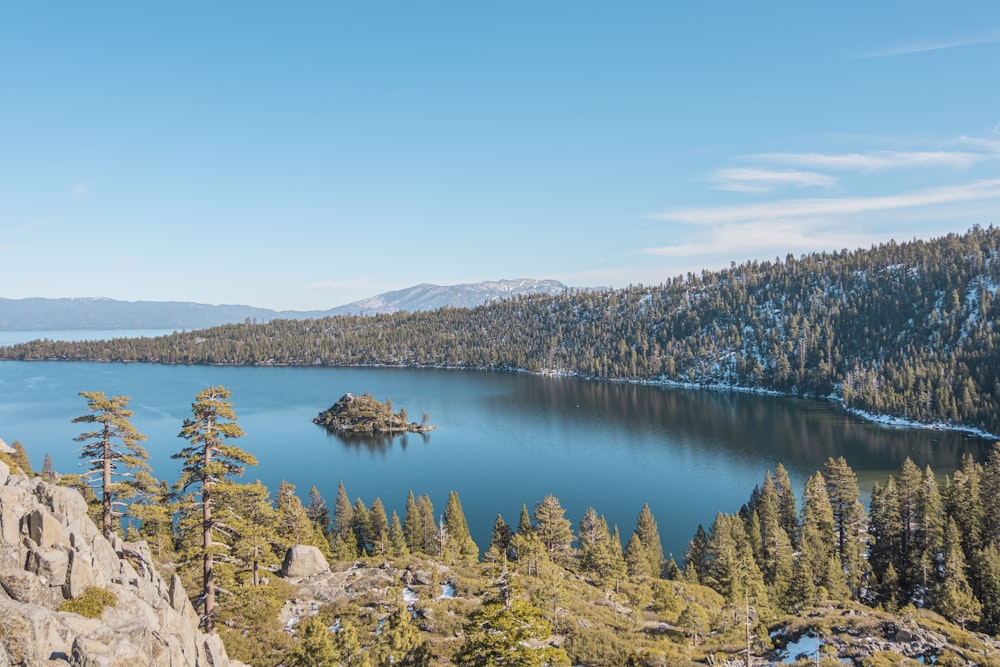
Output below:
[313,392,436,435]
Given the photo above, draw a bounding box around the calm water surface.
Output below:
[0,361,992,560]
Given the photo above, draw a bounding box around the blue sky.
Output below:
[3,3,1000,311]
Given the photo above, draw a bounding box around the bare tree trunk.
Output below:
[203,435,215,633]
[103,428,113,540]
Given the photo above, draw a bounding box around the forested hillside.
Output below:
[5,226,999,434]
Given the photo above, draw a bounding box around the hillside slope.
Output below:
[5,227,999,434]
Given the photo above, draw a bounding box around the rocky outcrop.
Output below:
[0,458,247,666]
[279,545,329,579]
[768,602,1000,665]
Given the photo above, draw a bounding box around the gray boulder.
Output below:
[280,544,330,578]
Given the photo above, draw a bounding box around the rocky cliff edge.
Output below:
[0,459,247,666]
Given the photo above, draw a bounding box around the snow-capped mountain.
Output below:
[323,279,569,316]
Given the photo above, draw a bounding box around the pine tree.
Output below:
[489,514,513,556]
[685,524,710,583]
[788,551,815,610]
[373,608,430,666]
[706,513,770,634]
[352,497,371,555]
[216,479,280,587]
[532,494,574,564]
[275,480,315,551]
[982,444,1000,550]
[443,490,478,564]
[456,590,569,666]
[517,503,532,535]
[915,465,944,600]
[334,481,354,539]
[10,440,33,476]
[935,518,981,628]
[634,503,666,577]
[773,463,799,546]
[403,490,422,553]
[974,544,1000,634]
[288,615,338,666]
[677,602,710,645]
[416,494,437,556]
[306,485,332,537]
[800,472,838,598]
[896,457,923,599]
[389,510,408,557]
[823,456,869,599]
[944,453,984,557]
[331,617,369,667]
[131,479,176,558]
[72,391,151,539]
[625,532,651,578]
[369,497,391,557]
[174,386,256,633]
[757,472,793,602]
[869,477,903,606]
[330,481,358,559]
[41,452,54,480]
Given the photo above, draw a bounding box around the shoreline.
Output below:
[3,356,998,442]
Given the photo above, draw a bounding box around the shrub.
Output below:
[58,586,118,618]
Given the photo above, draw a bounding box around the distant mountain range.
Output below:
[0,279,571,331]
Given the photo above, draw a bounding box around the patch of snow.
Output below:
[779,632,822,663]
[440,582,455,599]
[402,587,419,604]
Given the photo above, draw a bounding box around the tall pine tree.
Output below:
[174,386,256,633]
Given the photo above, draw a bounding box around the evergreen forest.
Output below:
[5,226,1000,435]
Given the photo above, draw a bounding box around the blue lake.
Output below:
[0,360,992,560]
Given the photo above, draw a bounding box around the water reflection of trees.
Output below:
[323,428,430,455]
[486,374,993,475]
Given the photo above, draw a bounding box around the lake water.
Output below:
[0,360,992,561]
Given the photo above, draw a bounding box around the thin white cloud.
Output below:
[653,178,1000,226]
[855,32,1000,59]
[711,168,836,193]
[958,135,1000,152]
[643,221,887,258]
[71,183,90,197]
[751,150,985,171]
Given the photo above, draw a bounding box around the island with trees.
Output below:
[313,392,435,435]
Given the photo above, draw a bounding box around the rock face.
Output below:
[0,459,247,666]
[279,544,330,578]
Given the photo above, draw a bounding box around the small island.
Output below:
[313,392,436,435]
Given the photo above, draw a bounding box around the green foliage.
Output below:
[58,586,117,618]
[287,615,339,666]
[72,391,150,539]
[313,392,431,435]
[455,596,570,666]
[217,579,296,666]
[10,440,33,476]
[173,385,256,633]
[564,625,632,666]
[532,494,574,564]
[443,490,479,565]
